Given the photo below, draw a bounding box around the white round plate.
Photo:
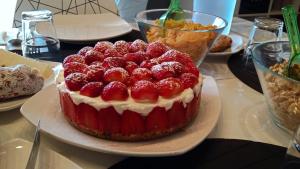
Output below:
[38,13,132,42]
[20,76,221,157]
[208,33,244,56]
[0,97,30,112]
[0,64,60,112]
[0,138,82,169]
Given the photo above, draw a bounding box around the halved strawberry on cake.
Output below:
[57,40,203,141]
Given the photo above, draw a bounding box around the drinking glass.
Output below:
[244,17,283,63]
[282,125,300,169]
[115,0,148,22]
[21,10,60,60]
[193,0,237,35]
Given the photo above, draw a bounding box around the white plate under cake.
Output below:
[21,76,220,156]
[21,39,221,156]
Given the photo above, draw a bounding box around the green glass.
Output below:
[159,0,184,26]
[282,5,300,79]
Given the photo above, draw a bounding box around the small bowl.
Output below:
[135,9,227,66]
[252,41,300,134]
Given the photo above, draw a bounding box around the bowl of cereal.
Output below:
[135,9,227,66]
[252,41,300,133]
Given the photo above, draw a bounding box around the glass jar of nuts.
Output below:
[253,41,300,134]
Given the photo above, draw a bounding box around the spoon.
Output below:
[25,120,40,169]
[159,0,184,27]
[282,5,300,79]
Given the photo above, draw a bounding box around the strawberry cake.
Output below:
[57,40,203,141]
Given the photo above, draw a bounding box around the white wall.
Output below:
[0,0,17,30]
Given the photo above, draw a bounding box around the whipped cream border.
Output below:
[57,76,203,116]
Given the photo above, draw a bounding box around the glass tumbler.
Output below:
[21,10,60,60]
[193,0,237,35]
[282,125,300,169]
[244,17,283,63]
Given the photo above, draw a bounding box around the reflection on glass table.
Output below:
[0,138,82,169]
[283,125,300,169]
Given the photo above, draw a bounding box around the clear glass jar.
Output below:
[21,10,60,60]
